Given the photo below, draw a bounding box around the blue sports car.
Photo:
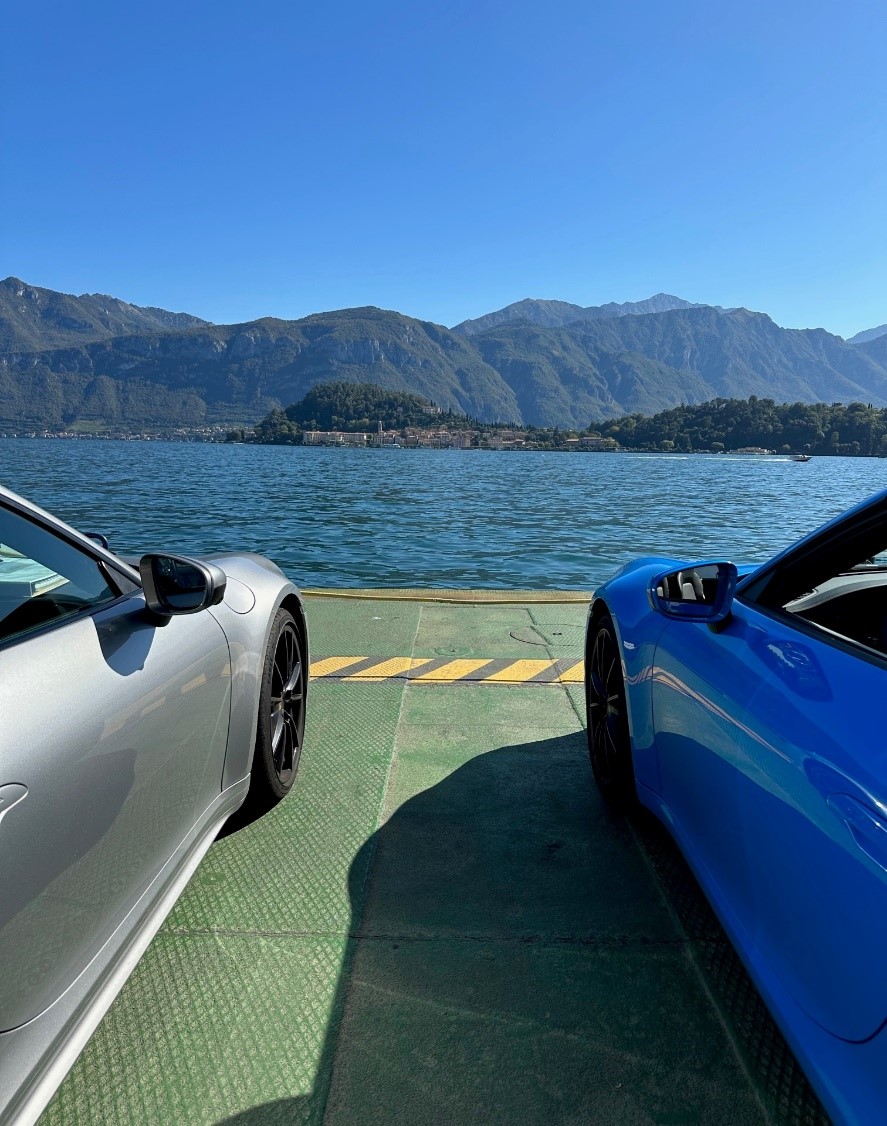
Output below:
[585,487,887,1125]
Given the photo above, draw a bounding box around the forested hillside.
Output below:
[595,398,887,455]
[248,382,472,443]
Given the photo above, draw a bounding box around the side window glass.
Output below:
[744,516,887,658]
[783,572,887,656]
[0,506,119,645]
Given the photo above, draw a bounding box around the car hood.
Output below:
[201,551,287,582]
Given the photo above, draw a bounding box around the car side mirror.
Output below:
[649,561,737,623]
[139,554,227,619]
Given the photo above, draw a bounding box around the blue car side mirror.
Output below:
[649,561,738,623]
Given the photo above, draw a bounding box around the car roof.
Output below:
[0,484,141,584]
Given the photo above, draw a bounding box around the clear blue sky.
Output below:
[2,0,885,336]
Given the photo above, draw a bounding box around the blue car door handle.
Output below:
[827,793,887,873]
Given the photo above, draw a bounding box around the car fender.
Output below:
[588,557,679,796]
[205,553,308,791]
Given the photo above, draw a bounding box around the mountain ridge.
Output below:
[849,323,887,345]
[0,277,209,353]
[3,277,887,432]
[452,293,707,335]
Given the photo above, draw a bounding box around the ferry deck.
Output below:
[43,591,825,1125]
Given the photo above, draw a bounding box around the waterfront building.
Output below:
[303,431,369,446]
[579,436,619,450]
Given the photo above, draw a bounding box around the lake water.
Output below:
[1,440,886,590]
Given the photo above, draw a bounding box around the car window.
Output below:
[0,505,122,645]
[742,511,887,658]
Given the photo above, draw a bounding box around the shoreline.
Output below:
[0,434,875,457]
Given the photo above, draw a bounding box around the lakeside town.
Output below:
[0,422,790,457]
[300,420,620,450]
[0,422,620,450]
[6,388,887,458]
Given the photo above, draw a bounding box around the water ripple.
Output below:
[1,442,885,590]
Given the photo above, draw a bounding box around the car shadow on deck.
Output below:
[218,728,827,1126]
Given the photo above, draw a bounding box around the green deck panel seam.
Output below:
[312,601,424,1126]
[539,605,590,730]
[625,814,776,1124]
[556,597,771,1119]
[563,675,587,728]
[526,603,589,718]
[530,600,773,1121]
[163,926,702,947]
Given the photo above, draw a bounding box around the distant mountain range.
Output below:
[1,276,886,431]
[452,293,709,335]
[848,323,887,345]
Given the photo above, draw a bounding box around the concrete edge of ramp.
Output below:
[302,588,593,604]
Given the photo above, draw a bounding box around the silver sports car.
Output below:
[0,485,308,1124]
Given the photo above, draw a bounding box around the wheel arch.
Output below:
[216,577,307,794]
[584,597,612,691]
[589,568,671,798]
[243,595,308,811]
[280,592,309,671]
[585,596,639,805]
[586,596,612,638]
[586,596,635,742]
[237,589,308,779]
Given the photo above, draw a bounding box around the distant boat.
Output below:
[790,453,813,462]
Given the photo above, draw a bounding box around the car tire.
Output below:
[586,612,636,807]
[248,607,306,812]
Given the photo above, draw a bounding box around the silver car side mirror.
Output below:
[139,554,227,619]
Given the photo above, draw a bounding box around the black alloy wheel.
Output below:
[269,618,305,787]
[250,608,306,810]
[586,613,636,806]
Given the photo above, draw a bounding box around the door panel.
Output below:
[0,595,231,1031]
[652,602,887,1042]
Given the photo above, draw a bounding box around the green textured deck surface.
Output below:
[43,594,825,1126]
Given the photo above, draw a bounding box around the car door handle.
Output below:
[0,784,28,828]
[827,793,887,873]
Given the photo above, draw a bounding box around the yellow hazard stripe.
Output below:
[310,656,368,677]
[310,657,586,685]
[557,660,585,683]
[412,658,495,682]
[483,659,557,682]
[344,657,436,681]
